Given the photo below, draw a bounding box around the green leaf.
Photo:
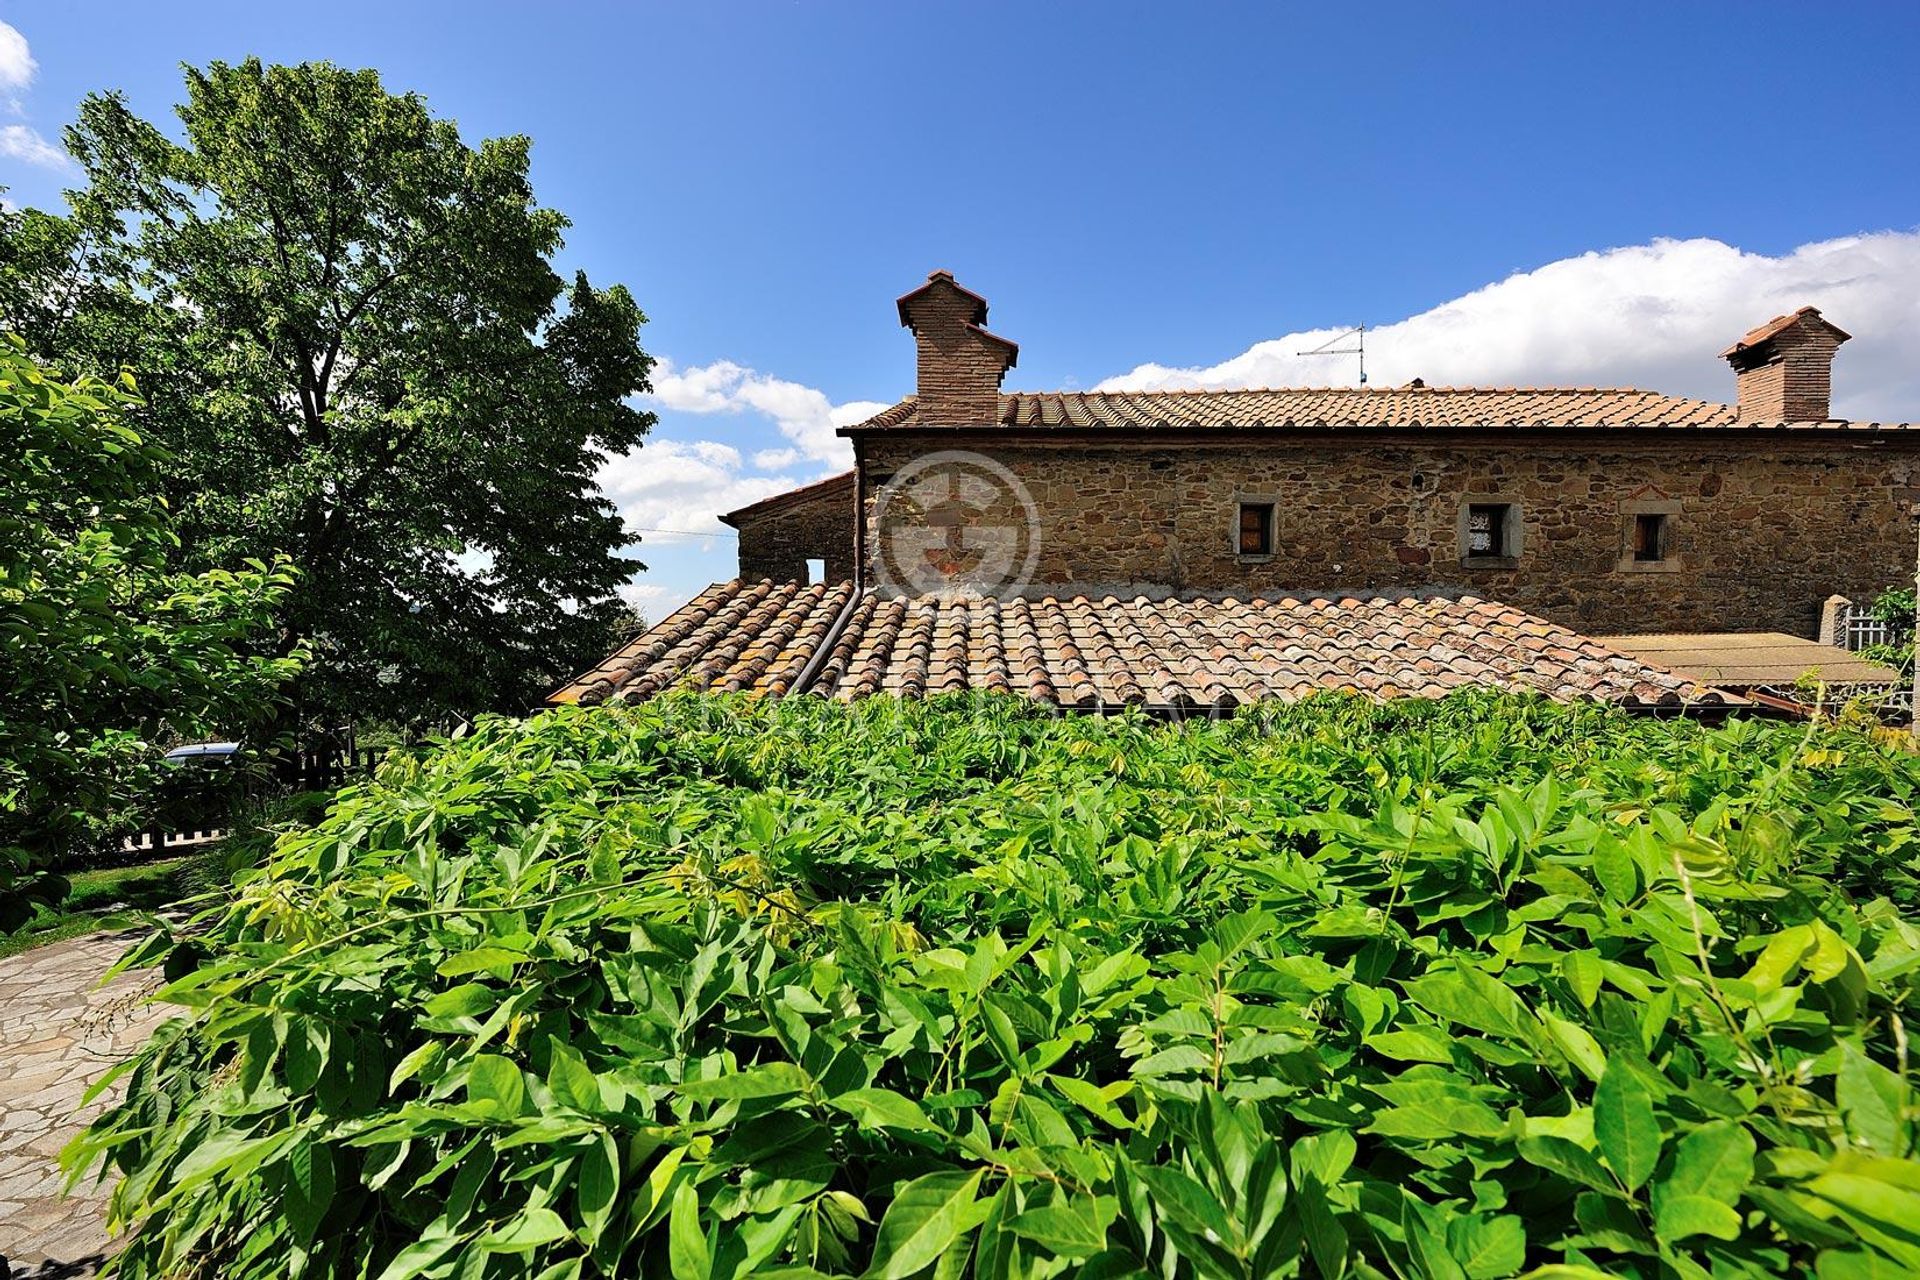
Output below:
[1806,1158,1920,1258]
[679,1061,814,1101]
[1403,967,1528,1040]
[1131,1044,1213,1077]
[1592,838,1637,903]
[1518,1136,1616,1194]
[863,1169,986,1280]
[1659,1119,1754,1206]
[1744,926,1815,996]
[1131,1163,1239,1251]
[1837,1043,1908,1157]
[1296,1175,1349,1280]
[1562,950,1604,1009]
[467,1054,527,1118]
[546,1040,602,1114]
[1447,1214,1525,1280]
[1402,1199,1468,1280]
[671,1180,712,1280]
[1541,1013,1607,1082]
[286,1022,330,1093]
[1004,1195,1115,1259]
[577,1131,619,1247]
[1365,1099,1507,1141]
[1653,1194,1741,1242]
[483,1206,573,1252]
[372,1236,462,1280]
[438,946,529,977]
[830,1087,934,1132]
[1594,1062,1661,1193]
[1365,1026,1457,1064]
[284,1138,334,1244]
[1047,1074,1134,1129]
[1817,1249,1913,1280]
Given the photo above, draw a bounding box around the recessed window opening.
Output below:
[1632,513,1667,562]
[1238,502,1274,557]
[806,557,826,585]
[1466,503,1507,557]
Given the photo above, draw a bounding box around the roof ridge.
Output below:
[838,387,1920,433]
[718,469,855,524]
[999,385,1698,398]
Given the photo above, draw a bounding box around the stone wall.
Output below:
[728,472,856,584]
[857,432,1920,637]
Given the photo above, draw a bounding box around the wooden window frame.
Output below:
[1617,498,1684,574]
[1233,496,1278,562]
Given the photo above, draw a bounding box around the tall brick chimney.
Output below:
[1720,306,1851,421]
[896,270,1018,426]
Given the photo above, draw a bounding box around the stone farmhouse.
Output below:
[552,272,1915,711]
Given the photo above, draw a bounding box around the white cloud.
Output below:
[596,438,795,540]
[1098,232,1920,420]
[752,446,803,470]
[0,23,36,94]
[0,24,72,172]
[619,581,672,612]
[644,356,889,467]
[0,123,70,171]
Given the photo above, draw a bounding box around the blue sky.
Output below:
[5,2,1920,615]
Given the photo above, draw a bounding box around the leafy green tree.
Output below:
[0,341,299,927]
[27,59,656,724]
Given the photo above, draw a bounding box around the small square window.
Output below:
[1238,502,1274,557]
[1458,500,1521,566]
[1466,503,1507,557]
[1632,513,1666,562]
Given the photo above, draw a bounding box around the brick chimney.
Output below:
[1720,306,1851,421]
[896,270,1018,426]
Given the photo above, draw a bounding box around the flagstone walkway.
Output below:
[0,930,166,1279]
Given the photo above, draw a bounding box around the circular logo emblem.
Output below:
[872,450,1041,598]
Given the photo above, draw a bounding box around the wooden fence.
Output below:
[91,742,391,867]
[273,744,388,791]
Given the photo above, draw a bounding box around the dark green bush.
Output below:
[70,692,1920,1278]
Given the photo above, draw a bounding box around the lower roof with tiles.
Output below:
[550,579,1740,711]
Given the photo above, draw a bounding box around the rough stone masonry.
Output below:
[720,274,1919,639]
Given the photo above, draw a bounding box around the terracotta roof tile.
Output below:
[1719,306,1851,358]
[550,581,1743,711]
[718,471,855,526]
[838,387,1918,434]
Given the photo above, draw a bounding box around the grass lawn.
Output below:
[0,855,223,960]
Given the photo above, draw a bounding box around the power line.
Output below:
[630,525,739,539]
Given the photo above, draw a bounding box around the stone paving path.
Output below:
[0,930,165,1279]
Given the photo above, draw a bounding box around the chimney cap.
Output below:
[897,269,992,328]
[894,269,1018,368]
[1719,305,1852,361]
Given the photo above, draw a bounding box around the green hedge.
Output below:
[70,692,1920,1278]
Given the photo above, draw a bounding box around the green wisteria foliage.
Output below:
[70,693,1920,1278]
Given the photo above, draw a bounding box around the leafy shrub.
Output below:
[0,339,299,927]
[1861,587,1916,678]
[71,692,1920,1278]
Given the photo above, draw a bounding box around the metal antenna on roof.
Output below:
[1297,325,1367,384]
